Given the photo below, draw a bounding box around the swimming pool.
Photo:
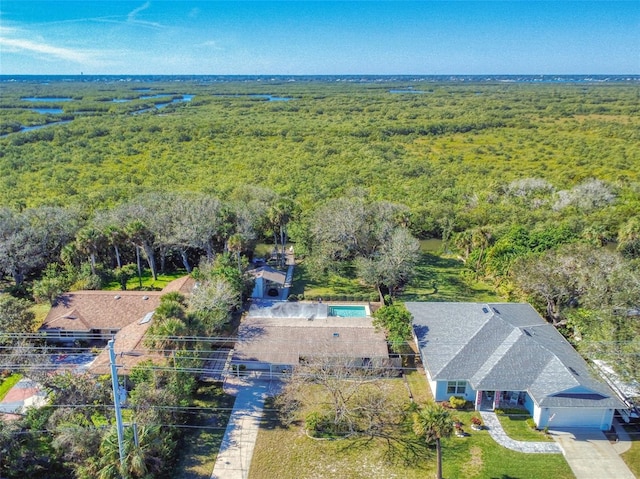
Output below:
[328,305,369,318]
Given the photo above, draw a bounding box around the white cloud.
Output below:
[127,1,151,22]
[0,36,92,64]
[127,1,162,29]
[201,40,221,49]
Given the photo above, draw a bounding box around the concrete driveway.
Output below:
[552,428,635,479]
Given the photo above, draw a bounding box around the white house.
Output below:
[406,302,625,430]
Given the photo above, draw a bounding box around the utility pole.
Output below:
[108,339,126,471]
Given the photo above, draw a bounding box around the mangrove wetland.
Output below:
[0,76,639,478]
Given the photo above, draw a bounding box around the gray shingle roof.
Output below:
[407,302,624,409]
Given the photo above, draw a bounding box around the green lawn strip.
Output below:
[250,381,573,479]
[495,413,554,442]
[621,425,640,477]
[0,373,23,401]
[102,270,186,291]
[172,382,235,479]
[404,370,433,404]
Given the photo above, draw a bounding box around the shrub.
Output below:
[305,411,322,432]
[471,416,482,426]
[526,418,537,430]
[449,395,466,409]
[495,407,527,415]
[305,411,334,436]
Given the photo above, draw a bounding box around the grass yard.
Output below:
[0,373,22,401]
[249,374,573,479]
[172,383,235,479]
[289,262,375,301]
[495,414,554,442]
[103,270,186,291]
[404,369,433,404]
[31,302,53,327]
[400,250,500,303]
[621,425,640,477]
[289,243,500,304]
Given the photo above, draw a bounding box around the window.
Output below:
[447,381,467,395]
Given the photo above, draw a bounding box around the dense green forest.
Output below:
[0,77,639,478]
[1,78,639,379]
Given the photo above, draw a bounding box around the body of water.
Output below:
[250,94,292,101]
[21,97,74,102]
[0,120,72,138]
[31,108,64,114]
[132,94,194,114]
[140,94,171,100]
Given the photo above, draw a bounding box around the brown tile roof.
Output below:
[41,291,162,332]
[88,317,166,375]
[161,276,196,295]
[233,316,389,365]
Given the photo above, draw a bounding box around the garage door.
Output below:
[547,408,608,429]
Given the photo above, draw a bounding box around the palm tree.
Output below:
[126,220,158,281]
[103,223,126,269]
[97,424,171,479]
[268,198,293,267]
[145,316,188,351]
[75,226,105,275]
[412,402,454,479]
[227,233,245,272]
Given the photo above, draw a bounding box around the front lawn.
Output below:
[249,375,573,479]
[496,413,554,442]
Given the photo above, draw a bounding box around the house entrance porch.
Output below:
[476,390,527,411]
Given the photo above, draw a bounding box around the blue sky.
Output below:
[1,1,638,75]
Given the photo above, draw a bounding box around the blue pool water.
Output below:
[329,305,367,318]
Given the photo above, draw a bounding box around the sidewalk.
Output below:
[479,411,562,453]
[210,378,281,479]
